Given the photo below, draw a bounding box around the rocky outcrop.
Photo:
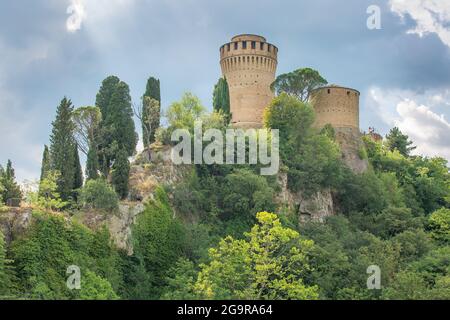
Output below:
[76,145,192,254]
[335,128,369,174]
[0,207,33,245]
[75,203,145,255]
[276,172,334,224]
[129,144,193,202]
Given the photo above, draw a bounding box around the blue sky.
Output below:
[0,0,449,182]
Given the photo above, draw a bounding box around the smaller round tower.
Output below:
[310,85,368,173]
[309,85,360,131]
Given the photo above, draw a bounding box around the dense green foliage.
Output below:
[129,187,186,299]
[3,76,448,301]
[7,212,121,299]
[78,179,119,211]
[195,212,319,300]
[264,93,343,195]
[385,127,416,157]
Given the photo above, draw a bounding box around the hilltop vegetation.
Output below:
[0,70,449,300]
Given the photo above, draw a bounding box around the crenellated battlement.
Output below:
[220,35,278,61]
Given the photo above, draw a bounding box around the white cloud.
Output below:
[389,0,450,48]
[65,0,136,33]
[66,0,86,32]
[369,87,450,161]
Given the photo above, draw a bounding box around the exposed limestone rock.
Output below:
[276,172,334,224]
[335,128,369,174]
[129,145,193,202]
[108,203,145,255]
[0,207,33,245]
[74,203,145,255]
[76,145,192,255]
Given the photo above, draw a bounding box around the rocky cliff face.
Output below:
[335,128,369,174]
[0,143,343,253]
[77,145,193,254]
[129,145,193,202]
[276,172,334,224]
[0,207,33,245]
[75,203,145,255]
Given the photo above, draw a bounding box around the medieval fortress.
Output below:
[220,34,360,132]
[220,34,366,172]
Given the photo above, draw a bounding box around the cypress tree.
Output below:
[49,97,76,201]
[142,77,161,147]
[96,77,137,174]
[73,143,83,192]
[40,145,51,182]
[111,149,130,200]
[86,146,99,181]
[213,77,231,123]
[96,76,121,121]
[106,82,137,157]
[96,76,120,173]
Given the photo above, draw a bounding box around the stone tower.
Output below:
[220,34,278,128]
[310,85,368,173]
[309,85,360,131]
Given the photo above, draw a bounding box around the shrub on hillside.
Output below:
[79,179,119,210]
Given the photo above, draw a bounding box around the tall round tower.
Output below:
[309,85,360,131]
[220,34,278,128]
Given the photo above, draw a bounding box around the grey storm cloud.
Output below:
[0,0,449,181]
